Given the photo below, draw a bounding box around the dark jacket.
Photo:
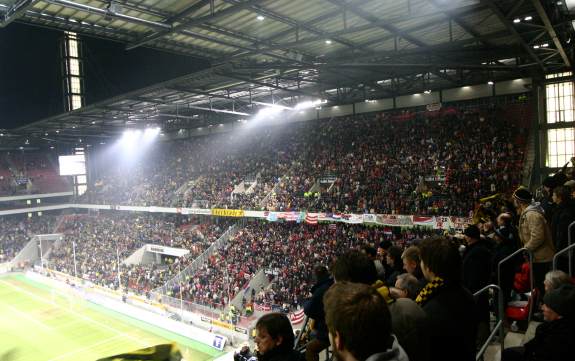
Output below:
[421,284,478,361]
[491,229,519,302]
[303,277,333,342]
[523,317,575,361]
[550,201,575,253]
[462,239,492,322]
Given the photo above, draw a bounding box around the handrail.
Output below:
[566,221,575,276]
[294,315,310,350]
[498,248,534,324]
[473,284,504,361]
[553,243,575,276]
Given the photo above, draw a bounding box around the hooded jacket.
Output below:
[518,203,555,263]
[364,335,409,361]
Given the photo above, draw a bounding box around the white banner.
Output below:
[145,244,189,257]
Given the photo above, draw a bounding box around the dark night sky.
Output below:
[0,23,210,129]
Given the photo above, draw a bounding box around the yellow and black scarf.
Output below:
[415,277,445,305]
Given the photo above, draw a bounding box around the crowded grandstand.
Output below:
[2,1,575,361]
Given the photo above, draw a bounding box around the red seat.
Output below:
[505,288,538,321]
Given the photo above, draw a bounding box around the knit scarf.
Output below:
[415,276,445,305]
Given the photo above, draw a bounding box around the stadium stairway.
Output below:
[481,321,541,361]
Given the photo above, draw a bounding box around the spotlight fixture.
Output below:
[257,15,264,21]
[487,81,494,85]
[325,39,332,44]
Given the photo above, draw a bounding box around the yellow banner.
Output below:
[211,209,245,217]
[212,319,235,330]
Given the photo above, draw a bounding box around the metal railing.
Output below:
[498,247,534,323]
[473,284,504,361]
[153,224,238,294]
[553,220,575,277]
[294,315,310,350]
[554,243,575,277]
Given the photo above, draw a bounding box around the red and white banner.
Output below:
[254,303,272,312]
[305,213,318,225]
[290,309,305,324]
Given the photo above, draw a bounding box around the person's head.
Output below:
[544,270,571,293]
[418,236,462,283]
[482,221,494,234]
[332,251,377,285]
[378,240,392,257]
[255,313,295,355]
[324,282,393,361]
[463,224,481,245]
[401,246,421,276]
[552,186,571,205]
[564,179,575,198]
[393,273,421,300]
[513,188,533,211]
[542,284,575,321]
[496,213,512,227]
[385,246,403,269]
[313,264,330,283]
[362,246,377,260]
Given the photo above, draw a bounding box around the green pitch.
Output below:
[0,274,224,361]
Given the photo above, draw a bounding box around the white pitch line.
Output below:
[5,304,54,331]
[0,280,151,348]
[46,334,124,361]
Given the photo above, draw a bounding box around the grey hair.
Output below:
[395,273,422,300]
[544,270,571,291]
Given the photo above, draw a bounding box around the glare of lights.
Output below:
[100,142,106,145]
[487,81,494,85]
[541,43,549,47]
[44,132,48,136]
[295,99,327,110]
[257,15,264,21]
[524,16,532,21]
[533,44,540,49]
[325,39,332,44]
[0,133,3,136]
[19,146,24,150]
[56,130,60,133]
[513,18,521,23]
[424,90,431,94]
[218,124,224,127]
[50,146,55,149]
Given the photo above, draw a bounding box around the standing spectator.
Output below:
[385,246,404,287]
[364,246,385,281]
[401,246,426,289]
[492,214,520,306]
[323,282,409,361]
[254,313,302,361]
[333,251,429,361]
[417,236,477,361]
[502,284,575,361]
[462,224,493,348]
[303,265,333,361]
[513,188,555,300]
[550,186,575,273]
[392,273,422,300]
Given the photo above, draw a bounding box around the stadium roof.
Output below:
[0,0,574,147]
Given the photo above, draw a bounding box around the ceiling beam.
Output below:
[126,0,264,50]
[428,0,496,47]
[481,0,546,71]
[530,0,571,67]
[0,0,36,28]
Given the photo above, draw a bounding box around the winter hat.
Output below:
[463,224,481,239]
[513,188,533,203]
[543,284,575,318]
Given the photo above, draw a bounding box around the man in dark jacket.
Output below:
[550,186,575,272]
[417,236,478,361]
[462,224,493,348]
[502,284,575,361]
[303,265,333,361]
[492,214,519,307]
